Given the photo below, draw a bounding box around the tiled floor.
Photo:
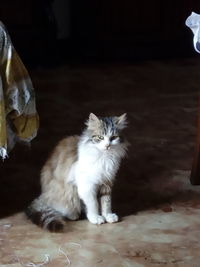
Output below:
[1,57,200,266]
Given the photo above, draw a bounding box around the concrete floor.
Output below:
[1,57,200,266]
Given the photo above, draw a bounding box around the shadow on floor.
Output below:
[0,140,196,220]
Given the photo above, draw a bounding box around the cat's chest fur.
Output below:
[74,144,120,185]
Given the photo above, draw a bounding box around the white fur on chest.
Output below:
[74,144,121,185]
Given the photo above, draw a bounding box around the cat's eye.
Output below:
[92,135,104,141]
[110,136,118,141]
[98,135,104,140]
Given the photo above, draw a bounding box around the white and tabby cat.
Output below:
[26,113,128,231]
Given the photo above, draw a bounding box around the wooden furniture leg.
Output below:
[190,105,200,185]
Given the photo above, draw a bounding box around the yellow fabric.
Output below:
[4,50,29,87]
[12,113,39,140]
[0,21,39,158]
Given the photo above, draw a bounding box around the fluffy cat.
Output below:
[26,113,128,231]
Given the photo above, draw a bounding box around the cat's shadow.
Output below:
[112,152,194,217]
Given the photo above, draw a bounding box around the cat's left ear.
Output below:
[115,113,127,129]
[89,113,99,123]
[86,113,100,129]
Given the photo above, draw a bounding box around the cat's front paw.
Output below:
[87,214,105,225]
[104,213,119,223]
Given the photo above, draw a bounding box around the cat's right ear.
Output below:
[114,113,128,129]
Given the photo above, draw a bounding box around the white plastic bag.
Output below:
[185,12,200,53]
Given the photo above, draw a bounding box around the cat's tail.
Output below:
[25,198,65,232]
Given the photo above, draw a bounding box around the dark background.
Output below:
[1,0,200,66]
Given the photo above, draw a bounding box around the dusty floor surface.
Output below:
[1,57,200,266]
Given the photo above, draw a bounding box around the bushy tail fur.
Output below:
[25,198,65,232]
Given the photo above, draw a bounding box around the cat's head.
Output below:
[85,113,127,151]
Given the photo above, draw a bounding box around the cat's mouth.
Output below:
[104,145,111,151]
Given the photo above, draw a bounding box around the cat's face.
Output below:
[86,113,127,152]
